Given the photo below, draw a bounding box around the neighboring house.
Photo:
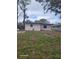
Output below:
[25,23,53,31]
[53,24,61,32]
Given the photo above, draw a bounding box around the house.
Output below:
[53,23,61,32]
[25,23,53,31]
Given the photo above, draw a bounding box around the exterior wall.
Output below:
[40,25,52,31]
[25,24,41,31]
[25,24,33,31]
[25,24,52,31]
[33,24,41,31]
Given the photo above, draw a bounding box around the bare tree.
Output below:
[17,0,31,29]
[36,0,61,15]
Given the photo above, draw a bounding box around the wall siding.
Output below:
[25,24,41,31]
[25,24,52,31]
[41,25,52,31]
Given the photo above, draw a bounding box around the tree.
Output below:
[35,20,40,23]
[35,19,50,24]
[18,0,31,28]
[17,22,24,30]
[25,20,33,23]
[36,0,61,15]
[17,0,19,24]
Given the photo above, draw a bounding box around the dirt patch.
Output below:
[17,31,26,33]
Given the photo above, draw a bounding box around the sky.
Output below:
[18,0,61,24]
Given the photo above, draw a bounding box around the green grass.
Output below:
[17,31,61,59]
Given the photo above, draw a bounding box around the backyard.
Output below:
[17,31,61,59]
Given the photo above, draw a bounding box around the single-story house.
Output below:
[52,24,61,32]
[25,23,53,31]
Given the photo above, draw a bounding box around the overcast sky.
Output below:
[18,0,60,24]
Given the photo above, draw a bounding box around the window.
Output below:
[43,25,47,28]
[30,24,33,27]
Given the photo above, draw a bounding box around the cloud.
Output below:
[27,0,43,12]
[18,0,60,24]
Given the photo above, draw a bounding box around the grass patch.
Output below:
[17,31,61,59]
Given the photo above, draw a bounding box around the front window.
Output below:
[30,24,33,27]
[43,25,47,28]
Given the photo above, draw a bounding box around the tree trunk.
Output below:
[17,0,19,29]
[23,9,26,29]
[17,0,19,28]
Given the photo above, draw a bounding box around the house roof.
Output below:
[25,23,53,25]
[53,24,61,27]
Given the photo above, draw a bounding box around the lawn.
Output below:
[17,31,61,59]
